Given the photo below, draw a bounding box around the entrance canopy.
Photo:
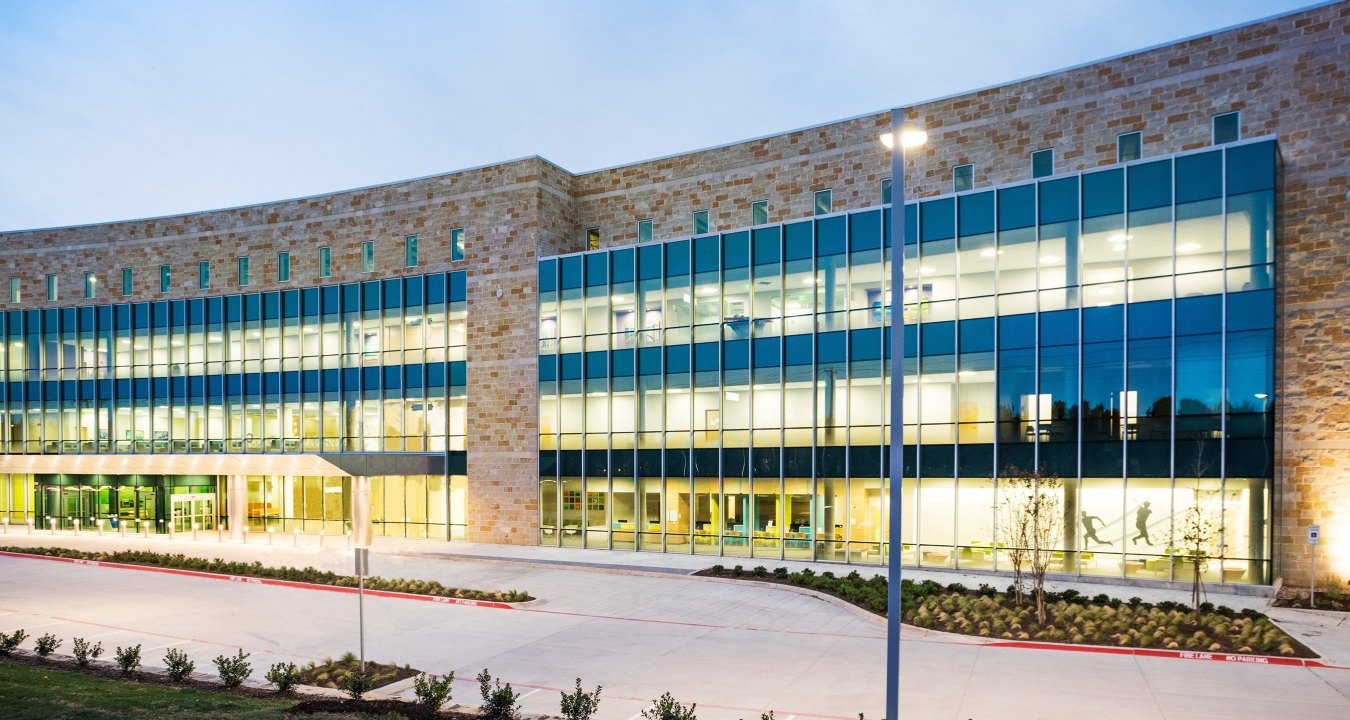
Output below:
[0,453,445,478]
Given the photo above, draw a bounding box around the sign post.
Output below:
[1308,525,1320,608]
[354,547,370,672]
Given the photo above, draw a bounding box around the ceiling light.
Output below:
[1177,242,1202,253]
[1041,255,1062,264]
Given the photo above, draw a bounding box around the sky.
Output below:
[0,0,1320,231]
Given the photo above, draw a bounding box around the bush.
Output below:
[478,668,522,720]
[34,633,61,657]
[0,629,26,656]
[163,648,196,682]
[560,677,602,720]
[114,644,142,675]
[214,649,252,688]
[340,672,375,700]
[642,692,697,720]
[413,672,455,709]
[265,661,301,693]
[73,638,103,667]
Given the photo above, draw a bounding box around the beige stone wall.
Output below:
[1,2,1345,577]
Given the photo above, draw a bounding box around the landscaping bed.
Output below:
[1274,584,1350,612]
[698,564,1316,658]
[300,652,420,691]
[0,545,531,603]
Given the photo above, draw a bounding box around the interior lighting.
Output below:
[1177,242,1203,253]
[1040,255,1062,264]
[611,295,627,303]
[698,286,717,296]
[802,277,816,285]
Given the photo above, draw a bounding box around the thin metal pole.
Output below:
[885,107,908,720]
[1310,542,1316,609]
[358,574,366,673]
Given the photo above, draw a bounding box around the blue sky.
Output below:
[0,0,1318,231]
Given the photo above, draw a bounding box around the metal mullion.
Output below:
[1075,181,1087,576]
[1121,168,1132,580]
[991,188,1002,572]
[1168,160,1179,581]
[1219,146,1231,578]
[952,201,964,572]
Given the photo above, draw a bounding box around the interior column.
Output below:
[226,474,247,540]
[351,476,371,546]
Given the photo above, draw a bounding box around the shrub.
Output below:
[340,672,375,700]
[163,648,196,682]
[73,637,103,667]
[710,564,724,575]
[478,668,522,720]
[114,644,142,675]
[560,677,602,720]
[265,661,301,693]
[642,691,697,720]
[0,629,26,656]
[773,567,790,579]
[413,672,455,710]
[731,565,745,577]
[214,649,252,688]
[34,633,61,657]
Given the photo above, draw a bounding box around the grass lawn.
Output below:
[0,658,401,720]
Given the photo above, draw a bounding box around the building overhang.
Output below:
[0,453,445,478]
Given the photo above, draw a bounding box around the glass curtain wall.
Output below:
[539,139,1276,584]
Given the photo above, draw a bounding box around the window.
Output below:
[637,219,653,244]
[277,251,291,281]
[7,277,18,303]
[692,210,709,235]
[814,189,833,216]
[881,177,892,205]
[121,268,132,296]
[586,228,600,251]
[46,274,57,302]
[1213,112,1240,144]
[361,241,375,273]
[1031,149,1054,178]
[318,246,332,278]
[953,163,974,192]
[237,257,250,287]
[84,272,96,299]
[159,265,171,293]
[450,227,465,261]
[198,261,210,289]
[751,199,768,226]
[404,235,418,268]
[1117,132,1142,162]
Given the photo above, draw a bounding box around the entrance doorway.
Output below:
[170,492,216,533]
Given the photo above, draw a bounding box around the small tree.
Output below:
[1178,434,1221,619]
[642,692,697,720]
[163,648,196,682]
[997,466,1063,624]
[0,629,27,656]
[114,644,142,675]
[213,649,252,688]
[477,669,522,720]
[560,678,602,720]
[413,672,455,710]
[265,661,301,693]
[73,638,104,667]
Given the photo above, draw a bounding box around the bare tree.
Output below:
[997,466,1064,624]
[1178,434,1220,619]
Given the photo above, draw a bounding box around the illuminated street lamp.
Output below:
[883,108,927,720]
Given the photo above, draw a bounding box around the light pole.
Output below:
[883,108,927,720]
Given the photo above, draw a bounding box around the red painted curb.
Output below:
[986,639,1335,668]
[0,550,516,610]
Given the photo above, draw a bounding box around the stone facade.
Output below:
[2,2,1345,583]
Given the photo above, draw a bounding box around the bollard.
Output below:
[242,525,250,544]
[1,517,7,534]
[27,517,35,534]
[167,520,175,540]
[97,518,105,537]
[74,518,81,536]
[268,526,275,545]
[193,522,199,541]
[346,530,353,549]
[319,529,325,549]
[216,525,223,542]
[49,517,56,535]
[120,521,127,538]
[141,520,149,539]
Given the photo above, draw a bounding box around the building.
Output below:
[1,2,1346,588]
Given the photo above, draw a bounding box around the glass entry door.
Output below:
[170,492,215,532]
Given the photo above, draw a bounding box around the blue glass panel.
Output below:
[958,191,995,236]
[282,371,300,393]
[903,324,917,358]
[920,321,954,356]
[722,231,749,269]
[816,215,846,256]
[998,313,1035,350]
[300,289,319,317]
[784,221,812,260]
[342,367,358,389]
[1227,289,1274,331]
[560,353,582,380]
[903,203,918,245]
[752,227,781,265]
[665,344,690,374]
[920,197,955,242]
[665,239,690,277]
[585,351,608,378]
[784,334,812,365]
[1082,303,1123,343]
[341,284,359,313]
[849,210,882,252]
[997,347,1035,442]
[959,317,994,353]
[1176,333,1221,414]
[638,347,661,375]
[538,259,557,294]
[1039,177,1079,224]
[816,331,846,364]
[1226,140,1276,195]
[585,252,608,286]
[997,185,1035,231]
[150,301,168,327]
[723,340,748,370]
[850,327,882,361]
[610,249,633,284]
[448,272,466,303]
[403,278,422,307]
[301,370,319,392]
[1082,168,1124,218]
[1127,299,1172,340]
[692,342,718,372]
[1038,309,1078,347]
[169,301,185,326]
[321,285,340,313]
[1175,150,1223,203]
[382,279,403,309]
[362,281,380,312]
[1127,159,1172,211]
[753,337,780,368]
[446,361,465,387]
[560,256,582,290]
[693,235,719,274]
[612,348,634,377]
[1176,295,1222,335]
[638,245,662,280]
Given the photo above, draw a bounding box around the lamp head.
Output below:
[880,122,928,150]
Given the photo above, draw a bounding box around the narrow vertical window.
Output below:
[881,177,892,205]
[121,268,132,296]
[361,241,375,273]
[953,164,974,192]
[318,246,332,278]
[692,209,709,235]
[586,228,600,251]
[1212,112,1240,145]
[814,189,833,216]
[237,257,250,287]
[637,220,653,244]
[198,261,210,289]
[404,235,418,268]
[277,251,291,281]
[8,277,19,303]
[159,265,171,293]
[1117,132,1142,162]
[84,272,96,299]
[46,274,58,302]
[1031,148,1054,178]
[750,200,768,226]
[450,227,465,261]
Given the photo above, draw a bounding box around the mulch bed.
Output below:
[2,651,281,699]
[287,698,477,719]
